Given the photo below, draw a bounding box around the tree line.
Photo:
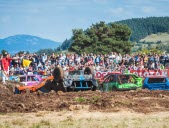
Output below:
[116,16,169,42]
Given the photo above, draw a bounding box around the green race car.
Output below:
[100,73,142,91]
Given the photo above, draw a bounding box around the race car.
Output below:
[143,75,169,90]
[64,67,98,91]
[100,73,142,91]
[9,74,43,86]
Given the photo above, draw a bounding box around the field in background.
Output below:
[132,33,169,52]
[1,111,169,128]
[140,33,169,43]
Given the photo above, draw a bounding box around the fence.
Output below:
[94,70,169,80]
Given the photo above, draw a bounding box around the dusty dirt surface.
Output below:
[1,81,169,114]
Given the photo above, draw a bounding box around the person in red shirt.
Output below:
[1,52,13,84]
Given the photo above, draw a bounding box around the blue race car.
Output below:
[143,75,169,90]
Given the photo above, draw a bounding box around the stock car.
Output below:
[143,75,169,90]
[64,69,98,91]
[10,75,43,86]
[100,73,142,91]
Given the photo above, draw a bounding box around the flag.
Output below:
[22,59,32,67]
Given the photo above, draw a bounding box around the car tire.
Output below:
[14,87,20,94]
[112,86,117,91]
[84,66,94,76]
[91,86,97,91]
[53,66,64,82]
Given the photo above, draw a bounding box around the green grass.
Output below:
[39,120,51,126]
[140,33,169,43]
[74,97,86,103]
[30,120,51,128]
[90,95,101,103]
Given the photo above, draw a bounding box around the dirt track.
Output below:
[1,81,169,114]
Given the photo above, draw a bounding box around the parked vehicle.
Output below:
[100,73,142,91]
[143,75,169,90]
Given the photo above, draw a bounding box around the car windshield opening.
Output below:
[20,77,26,82]
[148,78,166,83]
[119,75,133,84]
[69,71,81,75]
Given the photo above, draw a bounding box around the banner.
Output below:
[95,71,121,80]
[22,59,32,67]
[129,70,169,78]
[94,70,169,80]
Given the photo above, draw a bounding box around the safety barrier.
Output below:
[129,70,169,78]
[94,70,169,81]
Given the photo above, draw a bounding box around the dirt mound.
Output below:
[1,85,169,113]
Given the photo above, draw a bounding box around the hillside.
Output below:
[116,17,169,42]
[0,35,61,54]
[140,33,169,43]
[132,33,169,53]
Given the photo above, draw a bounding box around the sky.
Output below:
[0,0,169,42]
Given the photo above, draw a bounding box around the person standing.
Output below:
[41,53,47,68]
[1,52,13,84]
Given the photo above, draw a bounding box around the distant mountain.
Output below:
[0,34,61,54]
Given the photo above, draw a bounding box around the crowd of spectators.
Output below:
[0,52,169,77]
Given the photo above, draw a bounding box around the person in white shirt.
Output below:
[41,53,47,68]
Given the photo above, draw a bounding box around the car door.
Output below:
[19,76,27,85]
[103,75,116,91]
[27,75,40,86]
[165,77,169,89]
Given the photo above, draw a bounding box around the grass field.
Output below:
[140,33,169,43]
[1,110,169,128]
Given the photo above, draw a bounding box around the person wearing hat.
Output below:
[1,52,14,84]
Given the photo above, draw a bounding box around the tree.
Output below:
[60,38,73,50]
[1,50,8,55]
[36,48,55,55]
[69,21,133,54]
[17,51,25,55]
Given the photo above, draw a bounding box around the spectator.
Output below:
[1,52,13,84]
[41,53,47,68]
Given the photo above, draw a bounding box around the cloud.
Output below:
[156,0,169,2]
[93,0,108,4]
[0,16,10,23]
[107,7,125,15]
[142,6,156,13]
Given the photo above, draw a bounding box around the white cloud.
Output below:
[0,16,10,23]
[93,0,108,4]
[142,6,156,13]
[108,7,125,15]
[156,0,169,2]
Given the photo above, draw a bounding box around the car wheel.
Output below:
[99,84,104,91]
[66,87,72,92]
[53,66,64,82]
[91,86,97,91]
[112,86,117,91]
[14,87,21,94]
[84,66,94,76]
